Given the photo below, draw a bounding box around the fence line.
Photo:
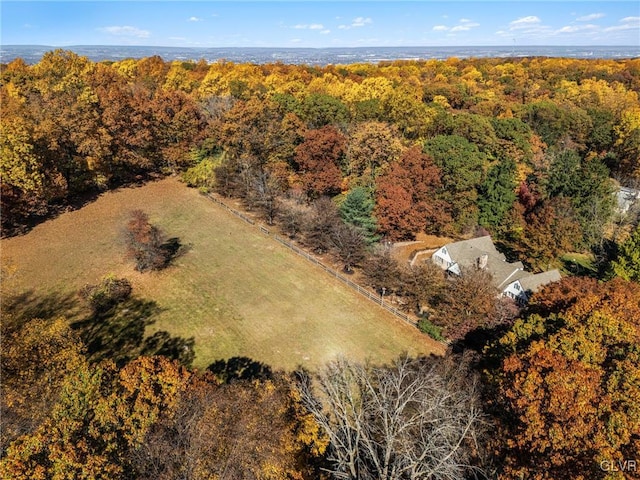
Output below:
[203,192,417,327]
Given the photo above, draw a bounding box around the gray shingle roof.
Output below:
[520,269,562,293]
[438,236,560,294]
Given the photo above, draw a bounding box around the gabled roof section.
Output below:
[444,236,504,263]
[520,269,562,293]
[432,236,562,302]
[442,236,525,290]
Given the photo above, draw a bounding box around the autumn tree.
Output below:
[614,106,640,181]
[504,184,583,270]
[0,116,47,233]
[124,210,171,272]
[0,316,86,453]
[132,372,326,480]
[1,356,192,479]
[375,146,448,240]
[295,125,346,197]
[297,92,350,128]
[520,197,583,270]
[400,261,446,314]
[213,98,283,198]
[345,121,402,187]
[431,267,499,341]
[298,355,486,480]
[278,195,311,239]
[488,278,640,480]
[1,354,326,480]
[608,223,640,282]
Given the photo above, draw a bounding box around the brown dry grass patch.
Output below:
[2,178,443,371]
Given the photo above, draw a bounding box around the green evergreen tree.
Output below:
[423,134,486,233]
[339,186,379,244]
[478,158,517,230]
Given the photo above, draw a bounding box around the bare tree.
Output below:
[297,356,487,480]
[400,261,447,314]
[246,166,283,225]
[362,245,402,296]
[331,222,367,273]
[278,197,310,239]
[304,197,341,254]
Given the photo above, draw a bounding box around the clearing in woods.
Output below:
[1,177,443,370]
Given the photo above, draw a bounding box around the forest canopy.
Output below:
[2,52,638,243]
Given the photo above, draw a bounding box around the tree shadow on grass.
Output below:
[71,297,196,368]
[4,288,196,368]
[207,356,273,383]
[1,290,82,325]
[162,237,190,263]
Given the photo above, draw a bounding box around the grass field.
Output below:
[1,178,443,370]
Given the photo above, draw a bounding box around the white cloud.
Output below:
[98,26,150,38]
[189,16,202,22]
[293,23,324,30]
[321,29,331,35]
[557,24,598,34]
[604,24,639,33]
[339,16,373,29]
[352,17,373,27]
[434,20,479,33]
[509,16,541,29]
[603,16,640,32]
[576,13,604,22]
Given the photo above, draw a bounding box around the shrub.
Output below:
[418,316,445,341]
[124,210,169,272]
[80,274,132,312]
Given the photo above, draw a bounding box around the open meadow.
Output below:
[1,177,442,370]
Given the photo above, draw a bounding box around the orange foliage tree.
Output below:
[489,278,640,480]
[295,125,346,197]
[375,146,449,240]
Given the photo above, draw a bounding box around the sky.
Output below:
[2,1,639,48]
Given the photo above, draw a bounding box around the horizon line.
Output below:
[4,43,639,48]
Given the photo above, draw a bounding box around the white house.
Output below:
[616,186,640,214]
[431,236,561,304]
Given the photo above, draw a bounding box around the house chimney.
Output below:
[477,254,488,270]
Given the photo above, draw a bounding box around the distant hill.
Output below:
[2,44,639,65]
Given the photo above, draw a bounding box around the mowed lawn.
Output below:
[1,177,443,370]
